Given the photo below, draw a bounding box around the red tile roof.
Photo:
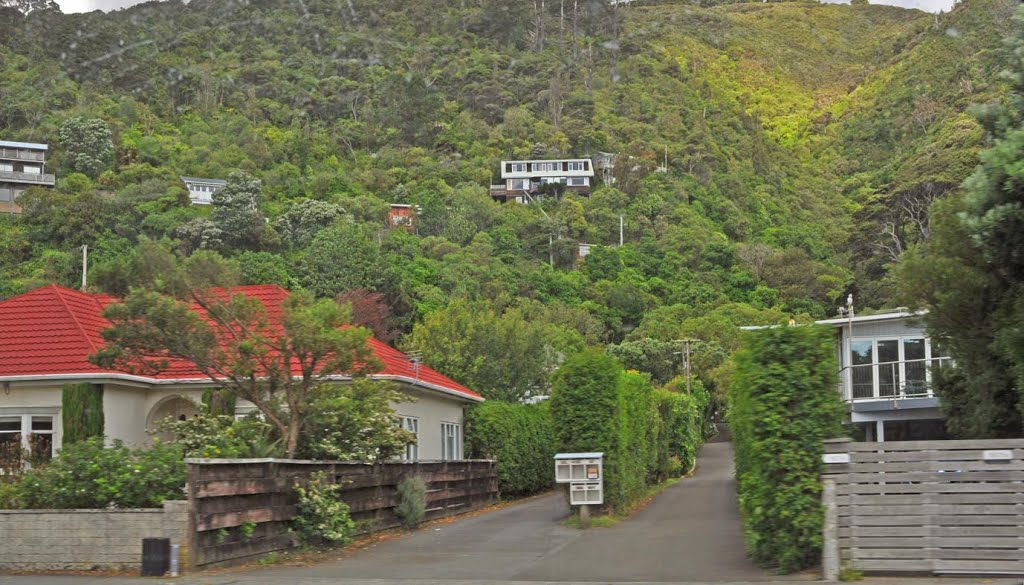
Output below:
[0,284,482,402]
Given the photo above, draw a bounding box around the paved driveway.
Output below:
[1,437,790,584]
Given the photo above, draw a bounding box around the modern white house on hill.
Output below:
[0,140,55,215]
[490,159,595,203]
[180,176,226,205]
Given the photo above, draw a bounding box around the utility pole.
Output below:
[674,339,698,394]
[619,215,624,247]
[81,245,88,291]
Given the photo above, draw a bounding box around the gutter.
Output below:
[0,372,483,403]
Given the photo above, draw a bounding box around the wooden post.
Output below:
[579,504,591,529]
[822,477,839,581]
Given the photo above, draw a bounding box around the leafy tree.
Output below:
[275,199,348,249]
[91,288,380,457]
[300,224,388,297]
[895,7,1024,438]
[406,299,584,402]
[211,170,271,251]
[336,288,398,343]
[58,117,114,179]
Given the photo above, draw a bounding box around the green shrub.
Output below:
[395,476,427,528]
[654,389,701,478]
[614,370,658,506]
[728,325,844,573]
[13,437,186,509]
[157,410,282,458]
[464,401,555,497]
[291,471,355,546]
[61,383,104,444]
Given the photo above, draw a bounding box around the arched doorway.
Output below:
[146,395,199,443]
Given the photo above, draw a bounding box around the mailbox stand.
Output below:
[555,452,604,528]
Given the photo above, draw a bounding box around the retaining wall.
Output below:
[0,500,188,571]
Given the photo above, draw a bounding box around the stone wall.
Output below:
[0,500,188,572]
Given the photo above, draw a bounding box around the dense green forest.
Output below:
[0,0,1014,400]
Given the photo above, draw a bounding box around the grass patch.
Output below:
[838,566,864,581]
[562,476,683,529]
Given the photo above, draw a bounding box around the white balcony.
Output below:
[0,170,55,186]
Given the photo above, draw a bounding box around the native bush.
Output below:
[395,475,427,528]
[654,389,701,478]
[464,401,555,497]
[728,325,844,573]
[12,438,186,509]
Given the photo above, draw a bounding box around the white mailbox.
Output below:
[569,481,604,505]
[554,452,603,484]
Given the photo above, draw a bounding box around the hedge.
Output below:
[728,325,844,573]
[551,350,705,513]
[464,401,555,497]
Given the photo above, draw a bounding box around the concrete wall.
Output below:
[392,385,467,460]
[0,501,189,572]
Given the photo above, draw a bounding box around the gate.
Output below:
[822,438,1024,577]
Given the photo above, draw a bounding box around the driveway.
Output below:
[1,436,790,584]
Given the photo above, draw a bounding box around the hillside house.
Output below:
[0,285,482,462]
[490,159,595,203]
[388,203,415,232]
[180,176,226,205]
[0,141,55,215]
[817,309,950,441]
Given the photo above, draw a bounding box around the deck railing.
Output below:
[839,356,952,401]
[0,170,55,185]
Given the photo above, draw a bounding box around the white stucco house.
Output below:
[816,309,950,442]
[0,285,482,462]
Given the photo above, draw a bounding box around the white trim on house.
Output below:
[0,372,483,403]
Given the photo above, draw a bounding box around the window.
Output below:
[0,163,12,172]
[567,177,588,186]
[398,416,419,461]
[22,165,40,175]
[849,336,936,400]
[511,163,527,173]
[567,161,586,171]
[507,178,530,190]
[441,422,461,460]
[0,414,55,470]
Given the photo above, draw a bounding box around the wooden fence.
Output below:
[186,458,497,568]
[822,438,1024,578]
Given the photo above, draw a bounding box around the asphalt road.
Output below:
[2,433,794,584]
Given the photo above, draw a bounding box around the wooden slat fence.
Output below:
[822,438,1024,578]
[186,458,497,568]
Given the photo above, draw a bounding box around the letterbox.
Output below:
[554,452,603,484]
[569,481,604,505]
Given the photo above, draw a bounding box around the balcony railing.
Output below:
[0,148,46,163]
[0,170,55,185]
[840,357,952,402]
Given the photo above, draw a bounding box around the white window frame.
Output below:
[21,165,40,175]
[441,421,461,461]
[508,178,530,190]
[511,163,527,173]
[0,412,57,470]
[567,161,585,171]
[399,415,419,461]
[0,163,13,172]
[849,336,934,399]
[567,177,588,186]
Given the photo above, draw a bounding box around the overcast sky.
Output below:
[58,0,959,14]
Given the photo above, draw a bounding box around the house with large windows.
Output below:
[0,285,480,464]
[180,176,226,205]
[490,158,595,203]
[817,309,950,441]
[0,140,55,215]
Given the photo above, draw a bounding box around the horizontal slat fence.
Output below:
[186,458,497,568]
[822,439,1024,577]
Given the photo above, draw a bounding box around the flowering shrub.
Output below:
[10,438,186,509]
[156,411,281,458]
[290,471,355,545]
[300,380,413,461]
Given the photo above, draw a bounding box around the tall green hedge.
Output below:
[551,351,706,513]
[61,383,104,444]
[728,325,844,573]
[464,401,555,497]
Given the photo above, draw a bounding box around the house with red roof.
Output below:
[0,284,482,461]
